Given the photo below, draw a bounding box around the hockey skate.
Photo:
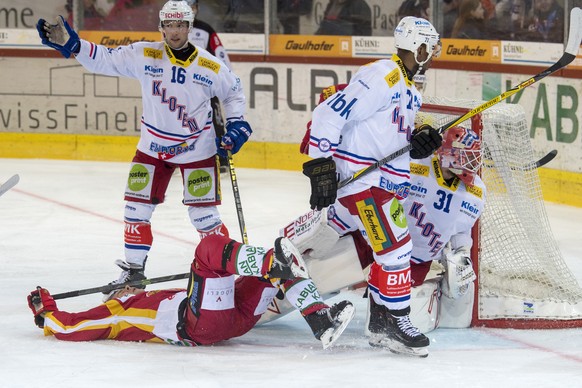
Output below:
[267,237,309,280]
[304,300,355,349]
[366,297,429,358]
[102,259,146,302]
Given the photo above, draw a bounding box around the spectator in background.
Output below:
[224,0,264,33]
[68,0,166,31]
[316,0,372,36]
[186,0,231,68]
[277,0,314,34]
[450,0,488,39]
[398,0,430,21]
[526,0,564,43]
[495,0,532,40]
[480,0,496,20]
[442,0,460,37]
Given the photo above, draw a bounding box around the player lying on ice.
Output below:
[27,236,355,349]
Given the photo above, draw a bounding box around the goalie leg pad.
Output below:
[409,278,441,334]
[438,282,474,329]
[280,208,341,258]
[302,234,366,295]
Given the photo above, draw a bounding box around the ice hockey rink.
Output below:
[1,157,582,388]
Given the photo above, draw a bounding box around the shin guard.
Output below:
[124,220,153,265]
[368,262,411,311]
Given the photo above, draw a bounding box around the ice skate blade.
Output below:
[368,334,429,358]
[320,304,356,350]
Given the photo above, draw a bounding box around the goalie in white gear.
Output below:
[404,124,485,332]
[336,125,485,334]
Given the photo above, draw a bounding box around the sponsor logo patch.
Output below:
[385,68,400,87]
[410,163,429,176]
[357,198,392,252]
[198,57,220,73]
[144,48,162,59]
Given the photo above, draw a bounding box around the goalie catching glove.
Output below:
[302,157,338,211]
[441,245,476,299]
[36,16,80,58]
[27,287,58,328]
[410,124,442,159]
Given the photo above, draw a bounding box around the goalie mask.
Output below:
[437,126,482,186]
[159,0,195,30]
[394,16,441,67]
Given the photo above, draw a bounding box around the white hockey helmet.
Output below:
[159,0,195,29]
[394,16,441,66]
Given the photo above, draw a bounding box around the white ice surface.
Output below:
[1,158,582,388]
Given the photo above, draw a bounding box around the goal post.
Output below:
[419,97,582,329]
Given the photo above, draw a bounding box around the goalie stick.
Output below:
[519,149,558,171]
[483,149,558,170]
[0,174,19,197]
[338,7,582,190]
[532,149,558,169]
[51,272,189,300]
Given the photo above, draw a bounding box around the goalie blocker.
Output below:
[258,209,475,333]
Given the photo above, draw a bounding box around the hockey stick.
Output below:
[0,174,20,197]
[483,149,558,171]
[51,272,189,300]
[338,7,582,190]
[227,151,249,244]
[535,149,558,167]
[528,149,558,170]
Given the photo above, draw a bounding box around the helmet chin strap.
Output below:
[414,51,431,69]
[413,41,435,70]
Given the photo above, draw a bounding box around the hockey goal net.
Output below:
[418,97,582,329]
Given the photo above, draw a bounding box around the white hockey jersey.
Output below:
[74,40,246,164]
[404,157,486,263]
[307,55,422,199]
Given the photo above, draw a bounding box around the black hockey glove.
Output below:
[302,157,338,211]
[410,124,443,159]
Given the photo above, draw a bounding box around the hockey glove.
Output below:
[216,120,252,158]
[410,124,442,159]
[302,157,338,211]
[36,16,80,58]
[27,287,58,328]
[441,245,476,299]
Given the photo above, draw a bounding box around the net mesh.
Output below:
[420,97,582,322]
